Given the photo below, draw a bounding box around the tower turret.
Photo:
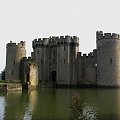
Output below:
[57,36,79,85]
[32,38,50,83]
[5,41,26,81]
[96,31,120,87]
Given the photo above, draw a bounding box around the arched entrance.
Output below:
[51,71,56,83]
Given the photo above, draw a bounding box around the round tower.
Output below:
[96,31,120,87]
[56,36,79,85]
[32,38,49,83]
[5,41,26,81]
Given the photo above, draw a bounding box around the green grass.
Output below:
[0,80,7,85]
[0,80,6,82]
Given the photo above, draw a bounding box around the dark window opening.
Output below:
[110,58,112,64]
[64,46,66,51]
[53,59,55,64]
[53,50,55,55]
[41,60,43,63]
[51,71,56,83]
[13,60,15,65]
[27,73,29,82]
[64,59,66,63]
[38,50,39,54]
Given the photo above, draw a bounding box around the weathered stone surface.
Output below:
[5,31,120,88]
[97,31,120,87]
[32,36,79,86]
[77,50,97,85]
[5,41,26,81]
[20,57,38,88]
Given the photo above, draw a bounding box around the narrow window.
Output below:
[38,50,39,54]
[41,60,43,63]
[64,59,66,63]
[53,59,55,64]
[110,58,112,64]
[53,50,55,55]
[64,46,66,51]
[13,60,15,65]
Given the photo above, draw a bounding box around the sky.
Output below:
[0,0,120,72]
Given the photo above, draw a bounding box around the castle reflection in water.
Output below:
[0,88,120,120]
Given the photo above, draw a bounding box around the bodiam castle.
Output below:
[5,31,120,88]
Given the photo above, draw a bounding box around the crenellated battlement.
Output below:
[6,31,120,87]
[32,38,50,48]
[49,36,58,45]
[96,31,120,40]
[32,35,79,48]
[7,41,16,47]
[56,35,79,44]
[77,49,97,59]
[7,41,25,48]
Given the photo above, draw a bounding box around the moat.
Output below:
[0,88,120,120]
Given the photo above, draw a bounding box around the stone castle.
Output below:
[5,31,120,88]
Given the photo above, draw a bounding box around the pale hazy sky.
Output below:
[0,0,120,72]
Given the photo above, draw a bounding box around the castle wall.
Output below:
[6,31,120,87]
[69,38,79,84]
[43,45,50,82]
[77,50,97,85]
[57,43,70,84]
[57,36,79,85]
[29,63,38,87]
[32,35,79,85]
[20,57,38,87]
[49,45,57,82]
[5,41,26,81]
[32,38,50,83]
[97,31,120,87]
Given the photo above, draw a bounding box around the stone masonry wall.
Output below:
[97,31,120,87]
[77,49,97,85]
[20,57,38,87]
[6,31,120,87]
[5,41,26,81]
[57,36,79,85]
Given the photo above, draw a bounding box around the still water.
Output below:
[0,88,120,120]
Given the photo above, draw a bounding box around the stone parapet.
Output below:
[32,35,79,48]
[96,31,120,40]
